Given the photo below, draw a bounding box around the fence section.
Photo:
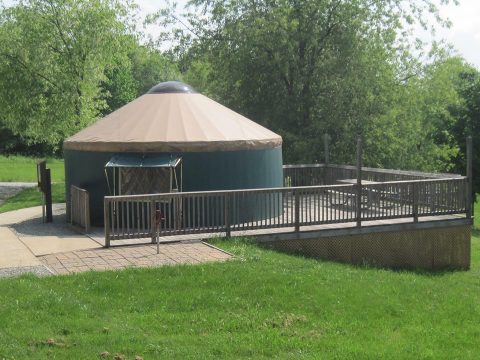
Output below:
[70,185,90,232]
[360,178,467,222]
[283,164,463,187]
[104,177,467,246]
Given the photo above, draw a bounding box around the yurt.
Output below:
[64,81,283,225]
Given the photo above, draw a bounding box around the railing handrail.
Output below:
[71,184,89,193]
[283,163,326,169]
[104,176,466,202]
[104,183,356,201]
[283,163,463,179]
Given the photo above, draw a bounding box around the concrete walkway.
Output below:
[0,204,231,276]
[0,226,41,268]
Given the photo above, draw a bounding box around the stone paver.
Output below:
[39,242,231,275]
[1,204,232,276]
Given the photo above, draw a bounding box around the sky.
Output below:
[136,0,480,69]
[433,0,480,68]
[2,0,480,68]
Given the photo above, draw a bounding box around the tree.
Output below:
[0,0,133,150]
[102,36,181,114]
[154,0,457,167]
[446,60,480,195]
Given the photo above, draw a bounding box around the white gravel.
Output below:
[0,182,36,206]
[0,265,53,278]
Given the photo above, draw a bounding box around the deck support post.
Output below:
[294,189,300,232]
[356,137,362,228]
[324,134,330,185]
[466,136,473,219]
[324,134,329,165]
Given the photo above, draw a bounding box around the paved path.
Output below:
[0,204,232,276]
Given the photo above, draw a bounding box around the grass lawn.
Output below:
[0,183,65,213]
[0,211,478,358]
[0,155,65,213]
[0,157,478,358]
[0,155,64,182]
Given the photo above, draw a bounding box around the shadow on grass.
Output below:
[261,243,464,276]
[210,235,467,277]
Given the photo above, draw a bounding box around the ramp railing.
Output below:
[104,177,467,247]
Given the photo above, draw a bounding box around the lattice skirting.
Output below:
[262,225,471,270]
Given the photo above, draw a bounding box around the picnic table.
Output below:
[329,179,399,209]
[328,179,374,208]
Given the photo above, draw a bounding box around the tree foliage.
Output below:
[0,0,131,147]
[0,0,179,151]
[154,0,471,172]
[0,0,477,187]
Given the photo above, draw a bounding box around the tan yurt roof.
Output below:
[64,81,282,153]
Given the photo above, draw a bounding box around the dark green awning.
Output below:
[105,154,181,168]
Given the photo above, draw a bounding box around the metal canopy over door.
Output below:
[104,154,183,242]
[105,154,182,196]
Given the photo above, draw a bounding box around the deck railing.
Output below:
[283,164,463,187]
[104,177,467,246]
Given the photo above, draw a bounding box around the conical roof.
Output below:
[64,81,282,153]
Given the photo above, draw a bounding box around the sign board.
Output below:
[36,160,52,223]
[37,160,46,192]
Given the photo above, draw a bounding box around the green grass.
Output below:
[0,157,478,358]
[0,236,478,359]
[0,155,65,213]
[0,155,64,182]
[0,183,65,213]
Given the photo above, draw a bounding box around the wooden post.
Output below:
[324,134,329,165]
[466,136,473,219]
[70,186,74,226]
[225,193,231,237]
[45,169,53,222]
[356,137,362,228]
[294,189,300,232]
[412,182,418,223]
[85,191,90,232]
[104,199,110,248]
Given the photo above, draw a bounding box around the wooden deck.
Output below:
[103,164,471,247]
